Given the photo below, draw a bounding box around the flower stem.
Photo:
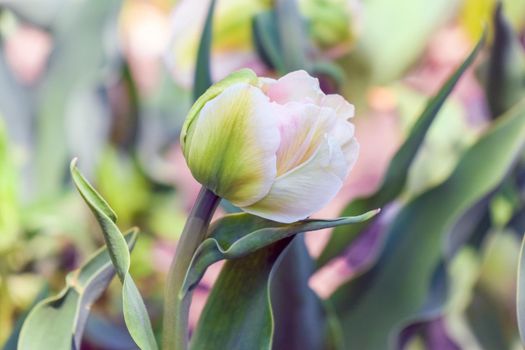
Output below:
[163,187,220,350]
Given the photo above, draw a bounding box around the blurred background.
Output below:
[1,0,525,348]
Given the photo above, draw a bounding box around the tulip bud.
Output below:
[181,69,359,223]
[299,0,361,52]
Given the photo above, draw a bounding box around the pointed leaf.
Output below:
[486,3,525,118]
[192,0,216,101]
[71,160,157,350]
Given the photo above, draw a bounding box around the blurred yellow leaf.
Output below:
[460,0,525,41]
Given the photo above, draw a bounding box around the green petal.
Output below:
[181,68,258,151]
[185,82,280,206]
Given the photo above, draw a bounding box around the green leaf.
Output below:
[395,262,450,348]
[3,287,49,350]
[252,10,286,73]
[330,98,525,349]
[468,286,510,349]
[181,210,378,295]
[192,0,216,102]
[316,33,486,268]
[472,231,521,348]
[70,160,157,350]
[517,227,525,343]
[18,231,138,350]
[190,238,293,350]
[486,3,525,118]
[270,236,333,350]
[275,0,310,71]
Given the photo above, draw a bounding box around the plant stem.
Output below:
[163,187,220,350]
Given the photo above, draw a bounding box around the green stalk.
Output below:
[163,187,220,350]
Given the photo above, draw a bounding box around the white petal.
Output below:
[274,102,339,176]
[331,118,359,167]
[342,137,359,177]
[319,94,355,119]
[242,136,348,223]
[261,70,324,104]
[185,82,280,206]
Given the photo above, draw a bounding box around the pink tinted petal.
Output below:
[331,118,358,165]
[274,103,339,176]
[320,94,355,119]
[261,70,323,104]
[242,136,348,223]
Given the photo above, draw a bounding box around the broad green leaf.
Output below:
[485,3,525,118]
[252,10,286,73]
[190,238,293,350]
[192,0,216,102]
[316,34,485,268]
[271,236,333,350]
[181,210,378,294]
[71,160,157,350]
[330,98,525,349]
[18,231,138,350]
[467,287,509,349]
[395,263,450,348]
[3,287,49,350]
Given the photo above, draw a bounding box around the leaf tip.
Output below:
[70,157,79,171]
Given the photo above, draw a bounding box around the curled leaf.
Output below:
[182,210,379,295]
[71,160,157,350]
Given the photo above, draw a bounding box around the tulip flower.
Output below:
[181,69,359,223]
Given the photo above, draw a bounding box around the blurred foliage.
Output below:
[1,0,525,349]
